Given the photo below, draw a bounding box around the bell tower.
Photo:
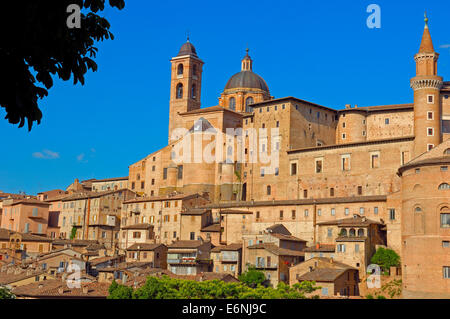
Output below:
[411,14,443,157]
[168,37,204,143]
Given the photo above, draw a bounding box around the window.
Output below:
[292,210,296,219]
[442,241,450,248]
[152,165,155,172]
[291,163,297,175]
[191,84,197,99]
[427,111,434,120]
[304,210,309,217]
[267,185,271,196]
[359,207,365,215]
[439,183,450,190]
[374,207,379,215]
[389,209,396,221]
[177,64,183,75]
[303,189,308,198]
[256,211,260,219]
[427,127,434,136]
[345,208,349,216]
[163,168,168,180]
[32,208,38,217]
[176,83,183,99]
[358,229,364,237]
[428,144,434,151]
[229,97,236,111]
[331,208,336,216]
[342,133,346,139]
[337,244,346,252]
[341,155,351,171]
[276,121,279,128]
[245,97,254,113]
[330,188,335,197]
[371,153,380,168]
[441,166,448,172]
[357,186,363,196]
[322,288,329,296]
[260,168,265,177]
[427,94,434,104]
[385,118,390,125]
[275,167,279,176]
[190,232,195,240]
[279,210,283,220]
[444,267,450,279]
[177,165,183,179]
[327,228,332,238]
[141,181,145,189]
[441,212,450,228]
[355,244,359,253]
[342,122,346,128]
[443,120,450,134]
[317,209,322,216]
[315,159,323,173]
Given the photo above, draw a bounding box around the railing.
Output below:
[167,257,197,264]
[253,263,278,270]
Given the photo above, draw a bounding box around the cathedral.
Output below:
[126,18,450,298]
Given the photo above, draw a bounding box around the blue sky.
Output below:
[1,0,449,195]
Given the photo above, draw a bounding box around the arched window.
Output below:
[444,148,450,155]
[177,64,184,75]
[193,64,198,76]
[176,83,183,99]
[415,207,422,213]
[191,84,197,99]
[245,97,254,113]
[267,185,271,196]
[349,228,356,237]
[441,207,450,228]
[438,183,450,190]
[357,229,364,237]
[229,97,236,111]
[340,229,347,237]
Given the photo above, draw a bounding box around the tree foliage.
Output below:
[70,226,78,240]
[238,266,266,288]
[0,1,125,130]
[107,275,320,299]
[370,247,400,272]
[0,287,16,299]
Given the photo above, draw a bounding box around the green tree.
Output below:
[0,287,16,299]
[370,247,400,273]
[109,275,320,299]
[70,226,77,240]
[0,1,125,130]
[238,266,266,288]
[107,280,133,299]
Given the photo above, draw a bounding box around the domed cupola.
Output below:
[177,37,198,57]
[219,49,272,113]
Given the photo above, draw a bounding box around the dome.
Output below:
[224,70,269,92]
[177,40,197,57]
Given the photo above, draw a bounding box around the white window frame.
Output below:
[427,94,435,104]
[427,127,435,137]
[427,111,434,120]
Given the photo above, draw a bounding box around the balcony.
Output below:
[252,262,278,270]
[167,257,197,264]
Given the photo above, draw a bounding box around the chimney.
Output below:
[354,104,358,108]
[345,104,351,109]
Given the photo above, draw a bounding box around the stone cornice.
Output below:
[410,77,443,91]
